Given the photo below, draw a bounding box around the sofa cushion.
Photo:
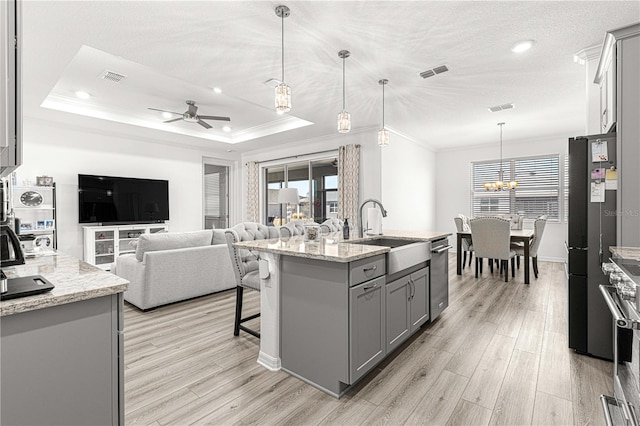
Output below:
[212,229,227,245]
[135,230,213,262]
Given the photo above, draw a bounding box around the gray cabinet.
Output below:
[410,267,429,328]
[280,254,386,397]
[386,275,410,353]
[385,266,429,354]
[1,293,124,425]
[1,0,22,178]
[349,276,385,383]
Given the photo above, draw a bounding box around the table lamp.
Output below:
[278,188,299,224]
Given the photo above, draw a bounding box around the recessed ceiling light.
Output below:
[222,126,231,132]
[75,91,91,99]
[213,87,222,94]
[511,40,534,53]
[161,112,173,119]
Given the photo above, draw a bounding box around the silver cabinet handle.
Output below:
[363,283,378,291]
[363,265,377,273]
[432,245,452,254]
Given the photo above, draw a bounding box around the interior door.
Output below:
[203,163,229,229]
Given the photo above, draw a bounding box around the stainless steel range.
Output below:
[600,247,640,426]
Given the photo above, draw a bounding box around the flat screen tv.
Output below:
[78,174,169,224]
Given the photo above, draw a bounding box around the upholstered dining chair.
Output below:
[469,217,516,282]
[454,214,474,269]
[319,218,343,235]
[512,215,547,278]
[224,222,279,338]
[278,220,317,238]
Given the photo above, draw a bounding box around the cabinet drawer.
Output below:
[349,255,385,286]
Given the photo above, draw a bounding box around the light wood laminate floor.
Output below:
[124,254,613,425]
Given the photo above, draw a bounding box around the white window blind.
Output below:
[471,154,561,220]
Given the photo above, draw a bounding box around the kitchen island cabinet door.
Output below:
[349,276,386,383]
[410,266,430,329]
[385,276,411,354]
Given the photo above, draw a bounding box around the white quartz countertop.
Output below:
[1,253,128,316]
[233,230,451,263]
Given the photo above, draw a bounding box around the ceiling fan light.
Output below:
[275,83,291,114]
[222,126,231,132]
[378,129,389,146]
[161,112,173,119]
[338,110,351,133]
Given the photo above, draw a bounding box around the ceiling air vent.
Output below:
[419,64,449,79]
[488,103,515,112]
[99,70,127,83]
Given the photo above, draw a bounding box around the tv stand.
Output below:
[83,223,169,270]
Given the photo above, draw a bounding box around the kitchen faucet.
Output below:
[358,199,388,237]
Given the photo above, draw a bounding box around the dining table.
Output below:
[456,229,535,284]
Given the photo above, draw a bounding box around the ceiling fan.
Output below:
[148,100,230,129]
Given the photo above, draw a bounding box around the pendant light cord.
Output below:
[382,83,385,128]
[499,122,504,174]
[342,57,346,110]
[281,14,285,83]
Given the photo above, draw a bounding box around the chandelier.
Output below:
[484,122,518,191]
[337,50,351,133]
[274,5,291,114]
[378,79,389,146]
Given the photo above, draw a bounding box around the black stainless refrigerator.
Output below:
[567,133,617,360]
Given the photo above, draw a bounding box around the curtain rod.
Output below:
[246,147,347,166]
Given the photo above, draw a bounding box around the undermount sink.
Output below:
[350,237,432,275]
[349,238,417,249]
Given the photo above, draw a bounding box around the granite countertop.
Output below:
[610,247,640,262]
[1,253,128,317]
[234,230,451,263]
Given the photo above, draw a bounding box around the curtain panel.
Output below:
[246,161,259,222]
[338,144,360,231]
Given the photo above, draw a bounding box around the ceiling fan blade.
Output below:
[198,115,231,122]
[148,107,182,115]
[197,119,212,129]
[163,118,183,123]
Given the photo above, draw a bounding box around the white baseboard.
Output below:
[257,351,281,371]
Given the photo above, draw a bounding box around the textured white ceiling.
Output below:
[21,1,640,153]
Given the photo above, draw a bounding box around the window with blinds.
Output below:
[471,154,561,221]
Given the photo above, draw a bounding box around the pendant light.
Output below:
[337,50,351,133]
[484,122,518,191]
[378,79,389,146]
[274,5,291,114]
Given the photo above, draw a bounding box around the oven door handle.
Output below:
[599,285,634,329]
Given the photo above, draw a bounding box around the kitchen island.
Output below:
[0,253,128,425]
[234,230,450,397]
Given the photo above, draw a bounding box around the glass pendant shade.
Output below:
[275,83,291,114]
[378,128,389,146]
[338,110,351,133]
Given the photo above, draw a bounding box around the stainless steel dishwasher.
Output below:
[430,237,451,320]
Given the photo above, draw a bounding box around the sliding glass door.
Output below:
[263,155,338,226]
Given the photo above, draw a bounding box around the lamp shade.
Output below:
[278,187,299,204]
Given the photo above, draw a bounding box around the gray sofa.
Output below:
[114,229,235,310]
